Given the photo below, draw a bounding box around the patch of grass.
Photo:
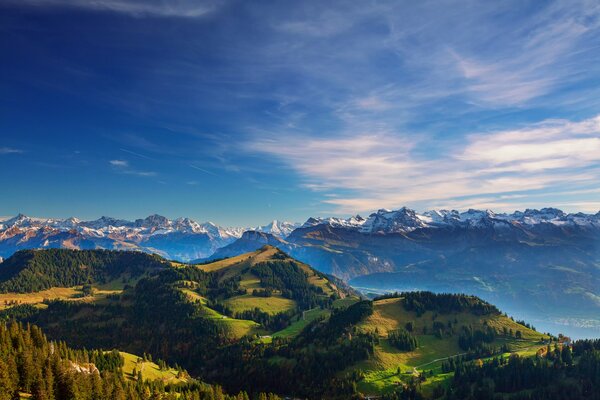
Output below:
[223,294,297,315]
[273,307,330,338]
[120,352,187,383]
[332,296,360,309]
[0,287,80,309]
[357,368,408,394]
[0,285,124,310]
[218,318,262,338]
[180,288,262,338]
[420,372,453,397]
[239,272,262,291]
[196,247,281,274]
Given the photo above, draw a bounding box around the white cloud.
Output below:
[126,170,156,177]
[109,159,156,177]
[0,147,22,154]
[449,2,600,105]
[461,116,600,168]
[249,115,600,214]
[10,0,218,17]
[109,159,129,167]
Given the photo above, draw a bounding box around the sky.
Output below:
[1,0,600,226]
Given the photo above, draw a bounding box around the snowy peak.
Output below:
[301,215,366,230]
[3,214,34,227]
[0,213,253,261]
[361,207,427,234]
[81,216,133,229]
[520,208,566,222]
[0,213,247,239]
[240,230,285,244]
[136,214,170,229]
[301,207,600,233]
[255,220,301,237]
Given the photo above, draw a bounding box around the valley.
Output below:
[0,247,597,399]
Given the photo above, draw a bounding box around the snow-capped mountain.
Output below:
[298,207,600,234]
[359,207,428,233]
[0,214,249,261]
[254,220,301,237]
[301,215,366,229]
[1,206,599,267]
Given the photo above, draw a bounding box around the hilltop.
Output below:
[347,292,548,396]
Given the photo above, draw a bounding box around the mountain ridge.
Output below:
[2,206,598,263]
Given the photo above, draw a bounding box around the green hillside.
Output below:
[186,245,350,337]
[347,294,549,396]
[1,248,596,400]
[0,249,167,293]
[0,246,350,340]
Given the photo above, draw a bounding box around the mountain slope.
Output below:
[201,230,290,262]
[0,248,168,292]
[350,292,547,395]
[0,320,278,399]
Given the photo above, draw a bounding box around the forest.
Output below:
[0,321,280,400]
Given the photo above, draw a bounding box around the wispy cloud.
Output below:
[109,159,129,167]
[189,164,218,176]
[8,0,220,17]
[249,115,600,214]
[119,148,153,160]
[0,147,23,154]
[108,159,155,177]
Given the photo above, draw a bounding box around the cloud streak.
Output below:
[109,159,129,167]
[0,147,23,154]
[249,115,600,214]
[108,159,155,177]
[8,0,219,17]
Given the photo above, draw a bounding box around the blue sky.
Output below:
[1,0,600,226]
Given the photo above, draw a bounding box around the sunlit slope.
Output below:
[348,294,549,395]
[183,246,351,338]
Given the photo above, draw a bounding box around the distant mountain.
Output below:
[203,230,289,261]
[253,219,301,237]
[297,206,600,234]
[0,214,306,261]
[0,214,248,261]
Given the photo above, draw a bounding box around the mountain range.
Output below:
[2,207,598,262]
[0,213,298,261]
[1,207,599,337]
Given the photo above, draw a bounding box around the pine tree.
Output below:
[0,359,17,400]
